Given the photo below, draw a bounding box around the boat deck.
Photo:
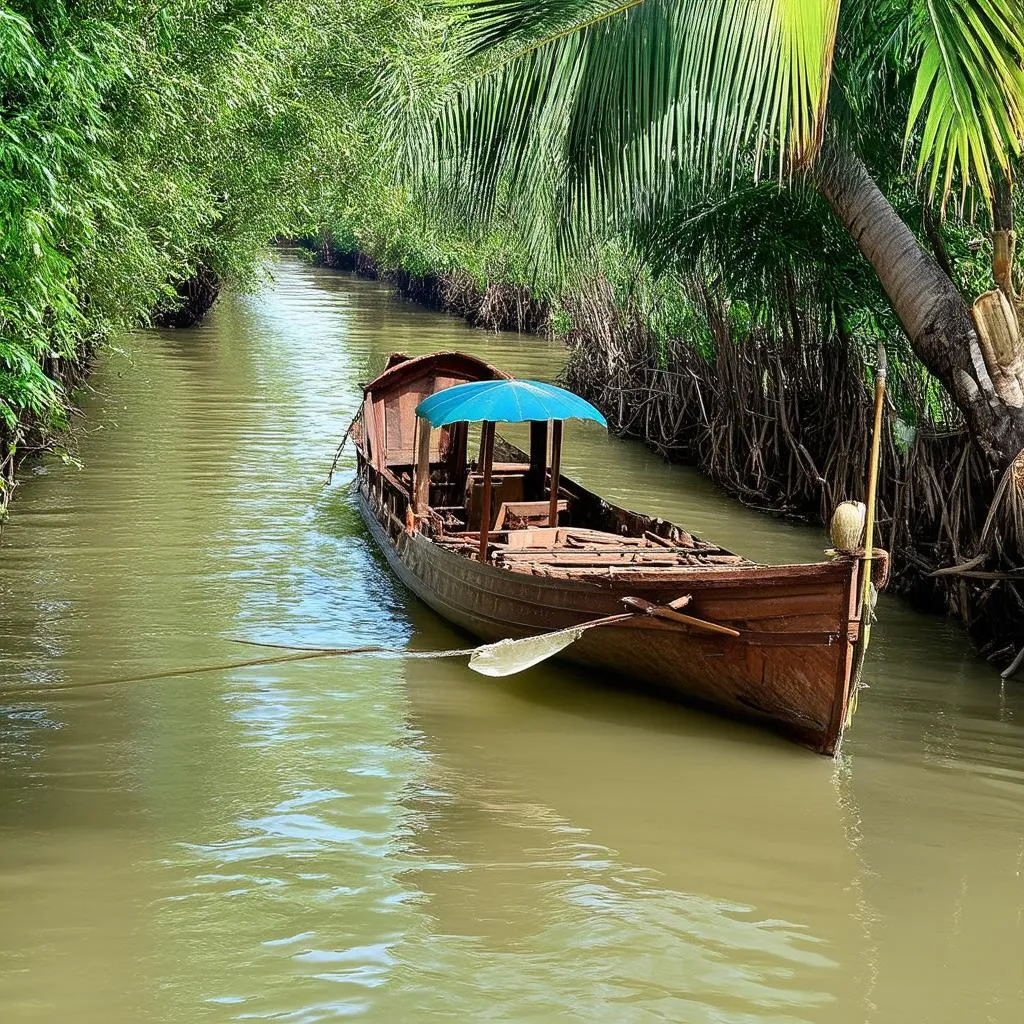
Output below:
[434,525,751,577]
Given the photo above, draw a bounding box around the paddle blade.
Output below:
[468,625,587,677]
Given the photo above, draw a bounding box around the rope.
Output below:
[324,410,361,486]
[0,642,480,697]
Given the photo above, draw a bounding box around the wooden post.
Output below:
[449,421,468,496]
[847,342,887,729]
[528,420,549,499]
[413,417,432,514]
[548,419,563,527]
[478,421,496,562]
[860,345,887,623]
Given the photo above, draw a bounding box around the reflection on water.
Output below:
[0,253,1023,1022]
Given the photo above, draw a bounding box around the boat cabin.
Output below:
[357,352,568,536]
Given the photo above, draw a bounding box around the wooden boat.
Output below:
[352,351,885,755]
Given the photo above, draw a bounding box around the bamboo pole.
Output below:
[848,343,887,725]
[861,343,887,622]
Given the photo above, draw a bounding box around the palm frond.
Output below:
[906,0,1024,208]
[453,0,642,56]
[422,0,841,259]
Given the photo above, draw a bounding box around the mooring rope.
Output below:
[0,642,480,697]
[324,410,361,486]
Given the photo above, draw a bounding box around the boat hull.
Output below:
[356,484,861,755]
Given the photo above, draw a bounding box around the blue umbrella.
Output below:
[416,379,608,428]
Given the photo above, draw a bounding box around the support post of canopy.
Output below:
[478,421,496,562]
[449,421,468,495]
[528,420,549,499]
[413,417,432,514]
[548,419,563,527]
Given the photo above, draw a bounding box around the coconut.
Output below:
[830,501,866,554]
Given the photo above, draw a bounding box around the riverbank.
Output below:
[0,268,223,523]
[300,236,1024,671]
[0,2,365,524]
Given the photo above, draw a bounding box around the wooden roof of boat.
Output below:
[362,351,510,400]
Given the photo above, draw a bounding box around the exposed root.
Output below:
[561,284,1024,669]
[152,264,222,328]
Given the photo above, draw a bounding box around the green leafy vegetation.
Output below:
[300,0,1024,663]
[0,0,382,494]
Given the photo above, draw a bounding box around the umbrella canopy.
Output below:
[416,379,608,428]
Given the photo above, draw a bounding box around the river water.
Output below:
[1,254,1022,1022]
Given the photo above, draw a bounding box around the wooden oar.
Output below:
[12,598,737,696]
[621,596,741,637]
[469,596,741,678]
[469,612,636,676]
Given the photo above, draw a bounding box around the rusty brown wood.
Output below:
[350,351,881,757]
[478,421,496,562]
[549,419,563,527]
[644,531,676,549]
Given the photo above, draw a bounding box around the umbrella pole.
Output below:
[549,419,563,527]
[478,420,496,562]
[528,420,549,499]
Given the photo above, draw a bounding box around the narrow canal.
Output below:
[1,253,1022,1022]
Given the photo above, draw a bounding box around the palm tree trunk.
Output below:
[814,143,1024,467]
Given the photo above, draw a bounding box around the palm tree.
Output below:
[416,0,1024,468]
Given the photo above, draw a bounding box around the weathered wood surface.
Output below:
[356,480,860,755]
[353,351,867,755]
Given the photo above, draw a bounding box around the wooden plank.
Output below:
[497,552,688,567]
[549,420,563,527]
[369,398,386,470]
[645,530,676,549]
[497,548,682,561]
[478,421,496,563]
[362,397,377,467]
[503,527,559,550]
[413,418,432,513]
[565,533,648,548]
[379,464,409,498]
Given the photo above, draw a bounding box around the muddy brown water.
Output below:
[1,254,1023,1023]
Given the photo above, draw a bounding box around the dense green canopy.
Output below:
[0,0,388,464]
